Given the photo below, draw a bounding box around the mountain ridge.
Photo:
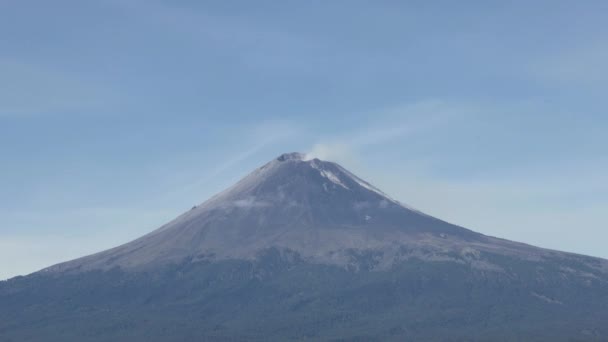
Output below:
[42,152,607,275]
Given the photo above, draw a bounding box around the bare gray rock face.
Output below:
[44,152,607,275]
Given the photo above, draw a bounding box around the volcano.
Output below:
[2,153,607,341]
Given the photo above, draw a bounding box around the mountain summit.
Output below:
[3,153,608,341]
[48,152,512,273]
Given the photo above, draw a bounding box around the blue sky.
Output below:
[1,0,607,280]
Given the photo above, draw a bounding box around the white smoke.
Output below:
[304,143,356,164]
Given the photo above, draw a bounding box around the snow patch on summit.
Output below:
[353,177,389,198]
[320,169,349,189]
[333,164,423,213]
[335,165,396,201]
[310,161,349,189]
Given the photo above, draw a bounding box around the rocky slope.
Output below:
[43,152,605,275]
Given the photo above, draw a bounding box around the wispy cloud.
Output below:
[165,120,301,201]
[305,100,466,164]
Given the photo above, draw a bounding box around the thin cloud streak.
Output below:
[306,100,465,164]
[165,121,301,201]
